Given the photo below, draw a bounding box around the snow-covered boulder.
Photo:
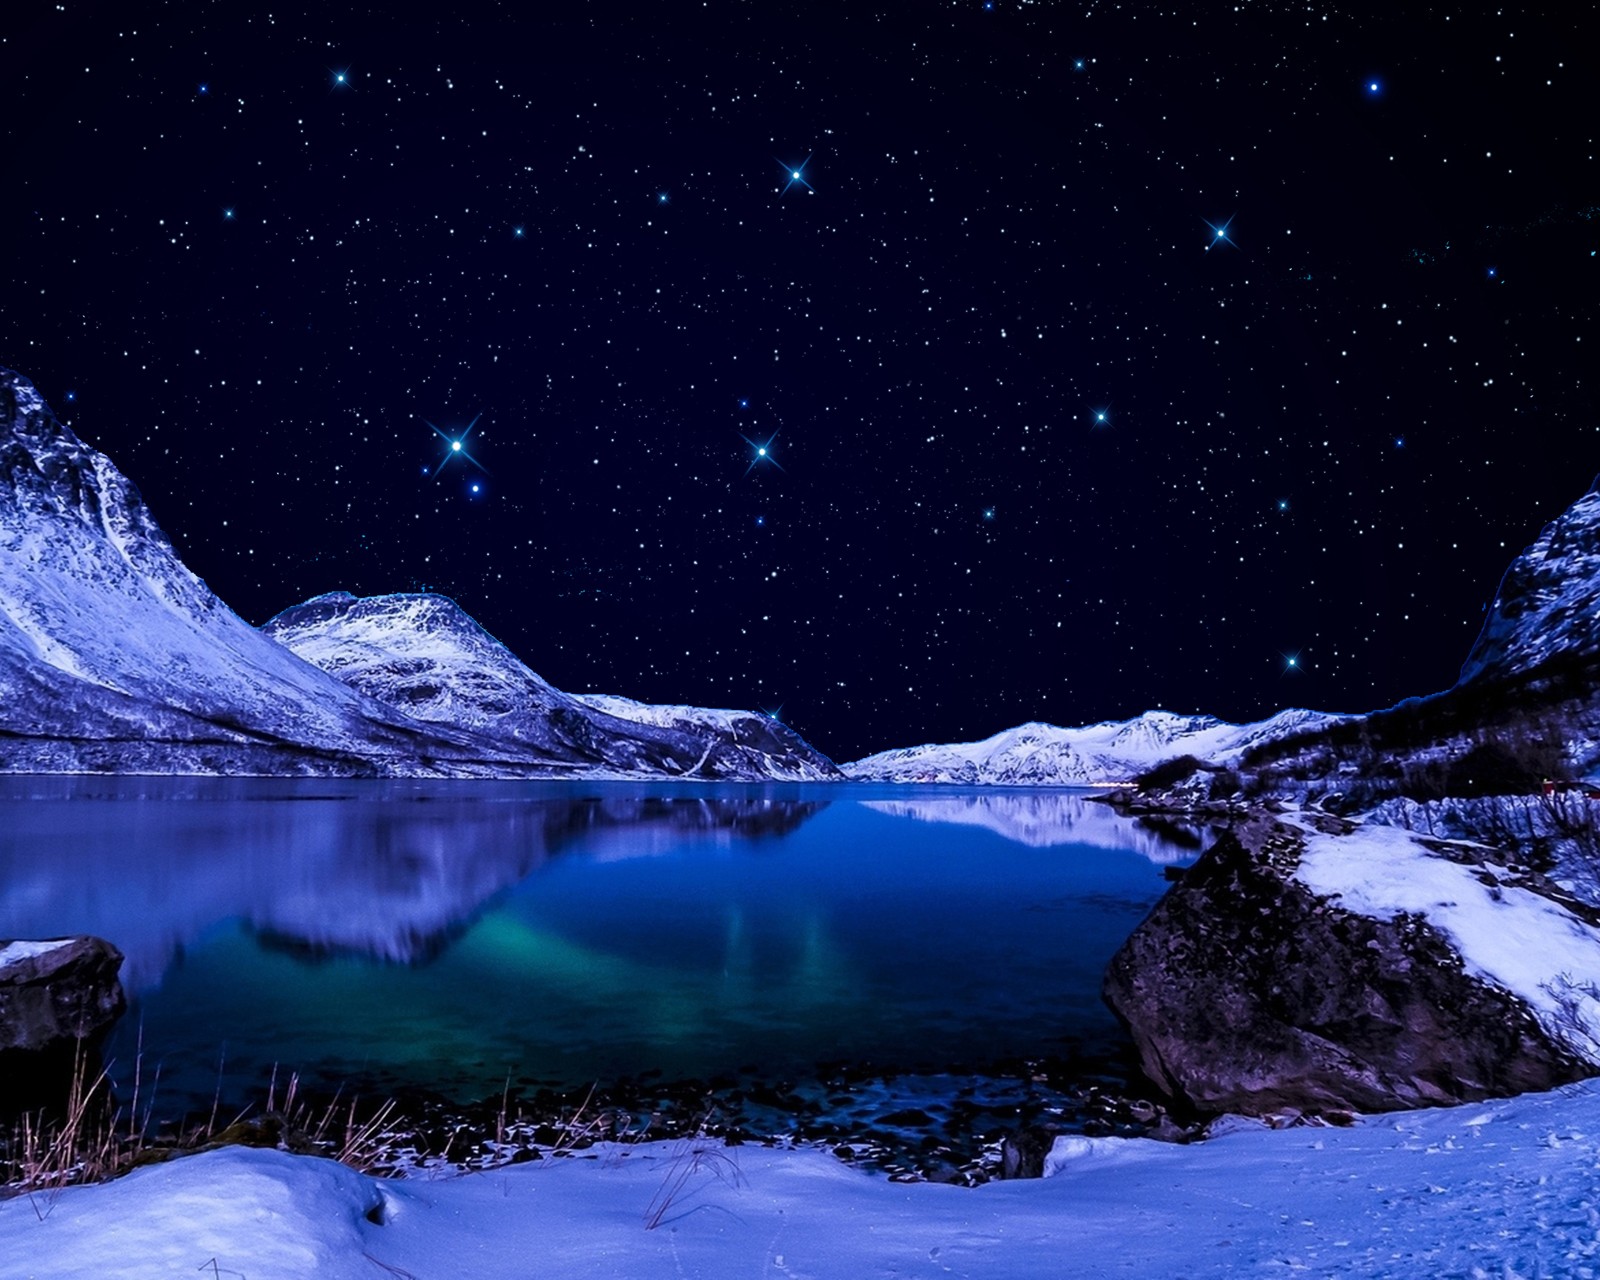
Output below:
[0,935,124,1054]
[845,709,1341,786]
[264,592,842,782]
[1104,815,1600,1115]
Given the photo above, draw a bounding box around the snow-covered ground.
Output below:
[8,1081,1600,1279]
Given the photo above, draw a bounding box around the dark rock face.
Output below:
[0,936,126,1053]
[1103,818,1589,1115]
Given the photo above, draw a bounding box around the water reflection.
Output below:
[0,778,827,985]
[0,778,1199,1108]
[860,791,1211,860]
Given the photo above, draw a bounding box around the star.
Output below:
[1281,650,1303,675]
[778,156,814,196]
[656,191,670,205]
[512,225,525,239]
[426,414,488,479]
[982,506,997,521]
[223,207,235,221]
[1204,216,1236,250]
[330,67,353,92]
[1365,79,1382,96]
[742,430,784,475]
[1089,405,1112,429]
[197,83,209,95]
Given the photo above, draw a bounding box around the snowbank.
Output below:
[9,1082,1600,1278]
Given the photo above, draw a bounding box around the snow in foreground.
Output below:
[7,1081,1600,1279]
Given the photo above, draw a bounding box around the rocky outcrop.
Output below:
[0,936,125,1053]
[1103,817,1591,1115]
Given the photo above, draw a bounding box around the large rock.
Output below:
[0,936,126,1053]
[1103,817,1591,1115]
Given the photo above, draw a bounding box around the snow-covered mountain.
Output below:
[0,369,838,781]
[844,709,1342,785]
[0,368,505,776]
[1459,474,1600,685]
[262,592,841,781]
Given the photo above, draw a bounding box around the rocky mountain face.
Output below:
[263,593,841,781]
[0,369,837,781]
[1120,478,1600,816]
[1459,475,1600,685]
[844,709,1341,786]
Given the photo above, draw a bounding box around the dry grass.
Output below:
[642,1103,744,1230]
[3,1048,406,1214]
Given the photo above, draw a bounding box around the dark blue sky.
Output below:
[3,2,1595,761]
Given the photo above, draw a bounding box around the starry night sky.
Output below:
[2,2,1596,763]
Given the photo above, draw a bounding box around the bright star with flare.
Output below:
[1204,216,1236,250]
[742,430,785,475]
[778,156,814,196]
[426,414,488,479]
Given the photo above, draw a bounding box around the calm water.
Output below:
[0,778,1200,1114]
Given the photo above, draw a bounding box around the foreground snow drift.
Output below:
[8,1081,1600,1279]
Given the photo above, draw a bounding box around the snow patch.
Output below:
[1294,820,1600,1063]
[0,937,73,966]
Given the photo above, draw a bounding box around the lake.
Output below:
[0,778,1201,1138]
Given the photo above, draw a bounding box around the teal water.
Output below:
[0,779,1200,1112]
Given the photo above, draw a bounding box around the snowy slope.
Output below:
[845,708,1341,785]
[0,369,503,776]
[1460,473,1600,684]
[264,593,842,781]
[10,1080,1600,1279]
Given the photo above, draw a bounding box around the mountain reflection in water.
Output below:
[0,779,828,983]
[0,778,1199,1109]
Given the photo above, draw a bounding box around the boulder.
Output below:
[0,936,126,1053]
[1103,817,1589,1115]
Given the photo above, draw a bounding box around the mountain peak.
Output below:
[1458,475,1600,686]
